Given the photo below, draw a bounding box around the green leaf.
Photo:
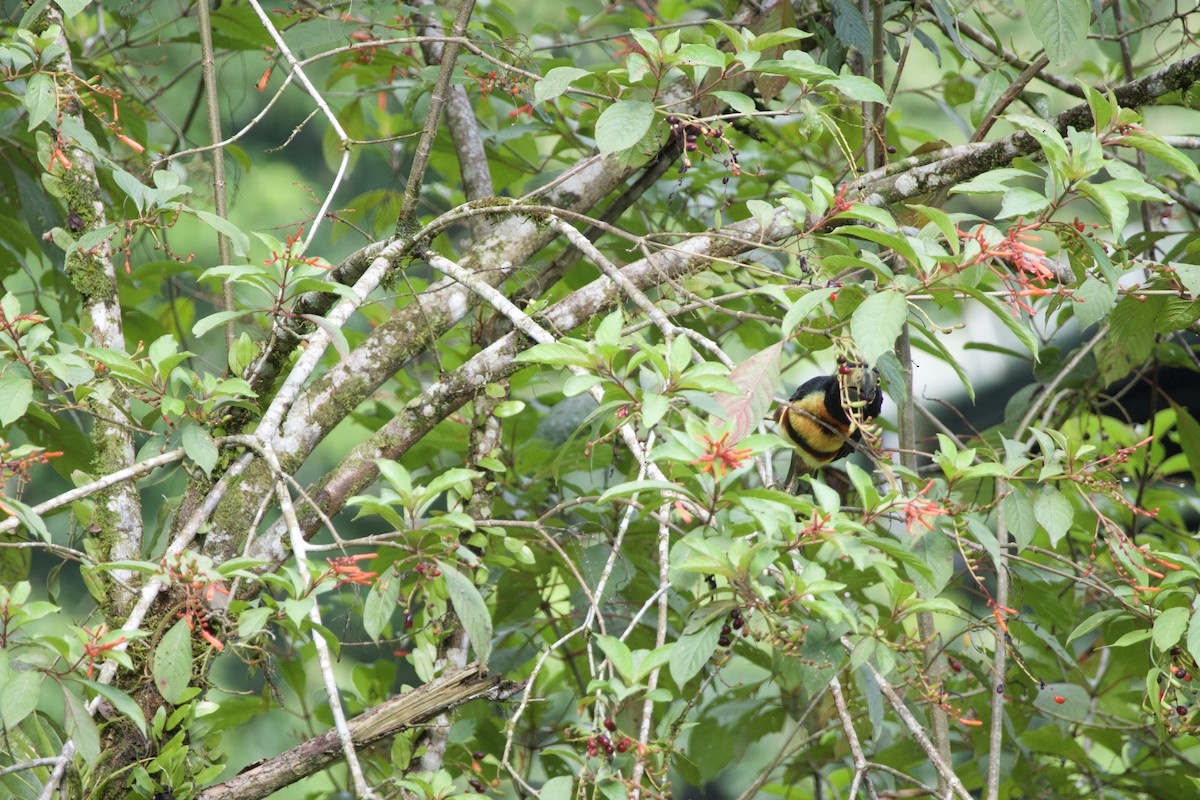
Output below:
[186,207,250,257]
[669,624,720,686]
[850,290,908,366]
[363,568,399,642]
[1066,608,1130,644]
[830,75,887,103]
[749,27,812,50]
[595,100,655,155]
[182,425,219,477]
[1072,278,1116,330]
[79,680,147,737]
[998,187,1051,219]
[676,44,727,68]
[1171,403,1200,487]
[594,634,634,681]
[1,669,44,728]
[971,69,1009,128]
[707,19,746,51]
[782,287,837,334]
[25,72,56,130]
[62,684,100,762]
[957,286,1040,360]
[534,67,590,104]
[152,618,192,704]
[711,90,757,115]
[1003,487,1036,552]
[193,309,253,338]
[237,607,272,638]
[1188,607,1200,668]
[1033,486,1073,546]
[0,376,33,426]
[1076,181,1128,236]
[1153,607,1189,653]
[440,563,492,665]
[515,341,592,369]
[1026,0,1089,65]
[541,776,574,800]
[1120,130,1200,182]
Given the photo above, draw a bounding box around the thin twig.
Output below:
[400,0,478,223]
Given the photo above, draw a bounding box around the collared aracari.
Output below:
[777,362,883,492]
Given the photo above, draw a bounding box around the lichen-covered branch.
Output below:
[199,665,523,800]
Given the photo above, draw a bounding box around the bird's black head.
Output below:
[823,362,882,425]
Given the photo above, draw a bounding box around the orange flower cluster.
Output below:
[691,433,753,477]
[324,553,379,588]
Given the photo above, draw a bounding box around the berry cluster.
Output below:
[1157,646,1198,734]
[718,606,744,649]
[585,719,633,758]
[663,115,742,180]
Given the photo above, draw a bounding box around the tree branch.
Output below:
[199,664,523,800]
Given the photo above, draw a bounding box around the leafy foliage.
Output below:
[1,0,1199,799]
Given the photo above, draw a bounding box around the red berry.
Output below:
[604,718,616,732]
[718,636,731,647]
[1178,705,1189,716]
[1054,696,1065,704]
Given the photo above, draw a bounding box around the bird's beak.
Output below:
[846,366,878,408]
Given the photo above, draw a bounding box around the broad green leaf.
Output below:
[1033,486,1073,546]
[850,290,908,366]
[782,287,837,334]
[193,309,253,338]
[711,90,757,115]
[998,187,1051,219]
[25,72,56,130]
[1026,0,1089,65]
[1120,130,1200,182]
[957,286,1040,359]
[1076,181,1128,236]
[182,425,219,477]
[62,685,100,762]
[595,101,655,154]
[830,75,887,103]
[749,28,811,50]
[363,568,399,642]
[515,341,592,369]
[79,680,147,737]
[1171,403,1200,486]
[541,776,574,800]
[187,207,250,256]
[237,607,272,639]
[594,634,634,682]
[676,44,726,68]
[534,67,590,104]
[1,669,44,728]
[1066,609,1130,644]
[0,376,33,426]
[1188,607,1200,668]
[440,562,492,665]
[669,624,721,686]
[971,70,1010,128]
[1153,607,1189,652]
[1004,487,1036,552]
[152,618,192,704]
[1072,278,1116,329]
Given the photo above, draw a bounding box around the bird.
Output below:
[777,362,883,493]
